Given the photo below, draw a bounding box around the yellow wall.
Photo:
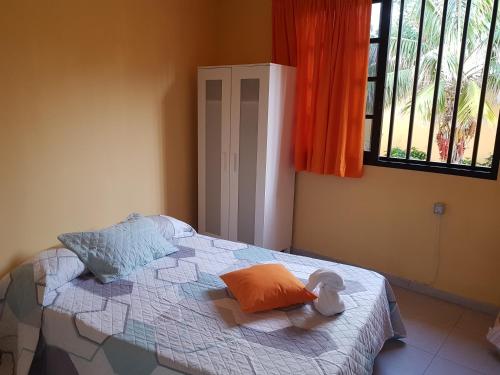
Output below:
[0,0,218,275]
[294,169,500,306]
[216,0,500,306]
[215,0,272,65]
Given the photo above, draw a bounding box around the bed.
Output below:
[0,222,405,375]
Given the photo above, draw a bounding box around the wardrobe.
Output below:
[197,64,296,251]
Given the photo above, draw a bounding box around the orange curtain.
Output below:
[273,0,371,177]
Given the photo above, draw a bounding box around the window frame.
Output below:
[364,0,500,180]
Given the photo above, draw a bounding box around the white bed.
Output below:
[0,229,405,375]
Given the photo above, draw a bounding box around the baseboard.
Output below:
[291,248,499,316]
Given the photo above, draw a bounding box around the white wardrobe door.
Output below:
[198,68,231,238]
[229,66,270,244]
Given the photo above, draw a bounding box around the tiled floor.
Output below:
[374,286,499,375]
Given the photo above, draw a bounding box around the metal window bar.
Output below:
[446,0,472,164]
[471,0,499,167]
[368,0,392,163]
[405,0,426,160]
[367,0,499,179]
[426,0,449,162]
[386,0,405,158]
[491,114,500,174]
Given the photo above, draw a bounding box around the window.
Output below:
[365,0,500,179]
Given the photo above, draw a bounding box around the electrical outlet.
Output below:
[433,202,446,215]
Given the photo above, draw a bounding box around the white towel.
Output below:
[487,314,500,352]
[305,268,346,316]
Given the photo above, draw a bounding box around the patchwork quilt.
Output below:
[0,232,405,375]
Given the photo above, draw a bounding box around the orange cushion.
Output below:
[220,263,317,313]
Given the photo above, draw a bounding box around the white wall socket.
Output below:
[433,202,446,215]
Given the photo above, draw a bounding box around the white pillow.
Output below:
[148,215,196,239]
[32,248,86,305]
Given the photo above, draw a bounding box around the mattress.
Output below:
[0,232,405,375]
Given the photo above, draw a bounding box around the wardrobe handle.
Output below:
[233,153,238,173]
[222,152,228,171]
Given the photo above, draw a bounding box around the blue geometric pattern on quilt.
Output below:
[0,230,406,375]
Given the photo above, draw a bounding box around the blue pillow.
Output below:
[58,215,178,283]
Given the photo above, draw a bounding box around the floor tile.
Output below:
[393,286,464,326]
[376,286,499,375]
[393,286,464,354]
[401,316,454,354]
[456,309,496,334]
[438,323,500,375]
[373,339,434,375]
[424,357,483,375]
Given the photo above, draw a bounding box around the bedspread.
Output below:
[0,232,405,375]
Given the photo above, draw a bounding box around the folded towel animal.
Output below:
[487,314,500,352]
[305,268,346,316]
